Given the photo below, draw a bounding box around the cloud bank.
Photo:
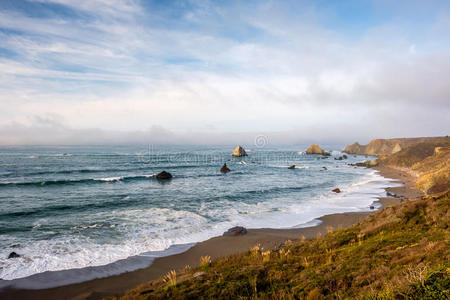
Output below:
[0,0,449,145]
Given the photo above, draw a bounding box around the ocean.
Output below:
[0,145,398,285]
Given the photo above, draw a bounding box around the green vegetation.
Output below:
[119,192,450,299]
[378,141,450,168]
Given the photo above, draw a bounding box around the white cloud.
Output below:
[0,0,449,145]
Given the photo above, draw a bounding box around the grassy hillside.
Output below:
[375,142,450,195]
[413,147,450,195]
[378,142,450,168]
[119,192,450,300]
[344,136,449,156]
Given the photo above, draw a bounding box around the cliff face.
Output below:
[346,137,450,195]
[413,146,450,195]
[344,137,449,156]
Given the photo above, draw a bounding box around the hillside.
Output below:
[374,142,450,195]
[344,136,449,156]
[413,147,450,195]
[119,191,450,299]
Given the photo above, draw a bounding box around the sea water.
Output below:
[0,145,399,284]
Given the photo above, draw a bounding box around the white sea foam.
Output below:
[0,168,400,283]
[94,176,122,182]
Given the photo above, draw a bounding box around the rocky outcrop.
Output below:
[8,252,20,259]
[349,160,378,167]
[156,171,173,180]
[288,165,296,169]
[223,226,247,236]
[305,144,330,156]
[332,188,341,193]
[344,137,449,156]
[220,163,231,173]
[232,145,247,157]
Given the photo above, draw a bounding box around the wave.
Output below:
[268,165,309,169]
[23,164,202,177]
[0,174,156,187]
[0,194,142,220]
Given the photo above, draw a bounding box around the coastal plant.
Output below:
[325,249,333,264]
[357,232,365,246]
[250,244,261,259]
[404,264,428,287]
[262,250,271,263]
[199,255,211,269]
[303,256,311,267]
[163,270,177,288]
[278,249,290,262]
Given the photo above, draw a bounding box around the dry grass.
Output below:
[119,191,449,299]
[162,270,177,288]
[199,255,211,268]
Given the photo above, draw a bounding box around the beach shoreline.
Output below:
[0,165,421,300]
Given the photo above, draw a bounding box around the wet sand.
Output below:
[0,165,420,300]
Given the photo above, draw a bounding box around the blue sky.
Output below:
[0,0,449,145]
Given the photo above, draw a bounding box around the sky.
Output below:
[0,0,449,146]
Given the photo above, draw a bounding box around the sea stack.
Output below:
[306,144,330,156]
[156,171,173,180]
[220,163,231,173]
[232,145,247,157]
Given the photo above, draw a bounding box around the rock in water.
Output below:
[288,165,296,169]
[220,163,231,173]
[305,144,330,156]
[8,252,20,259]
[223,226,247,236]
[232,145,247,157]
[332,188,341,193]
[343,154,348,159]
[156,171,172,180]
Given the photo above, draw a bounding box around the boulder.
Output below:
[386,191,399,198]
[334,156,343,160]
[332,188,341,193]
[8,252,20,259]
[370,205,375,210]
[193,271,206,278]
[223,226,247,236]
[306,144,330,156]
[220,163,231,173]
[156,171,172,180]
[342,154,348,159]
[288,165,296,169]
[322,166,327,170]
[349,160,378,168]
[232,145,247,157]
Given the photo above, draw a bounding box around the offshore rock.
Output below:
[306,144,330,156]
[220,163,231,173]
[156,171,173,180]
[232,145,247,157]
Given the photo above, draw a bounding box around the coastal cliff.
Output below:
[344,136,449,156]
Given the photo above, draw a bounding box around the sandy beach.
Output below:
[0,165,421,300]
